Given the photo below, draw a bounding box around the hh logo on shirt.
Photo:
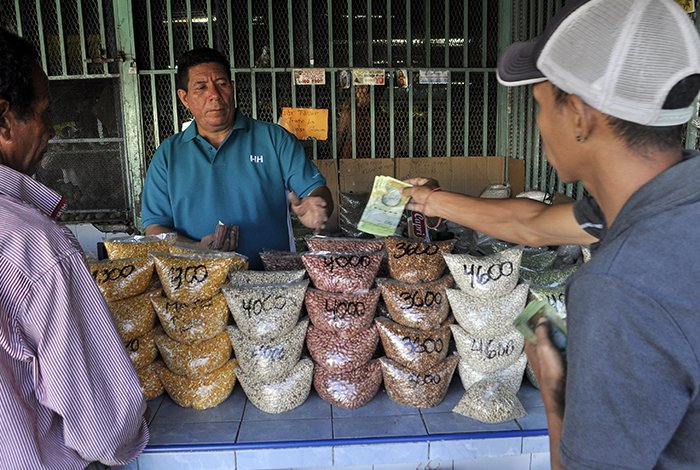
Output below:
[250,154,264,163]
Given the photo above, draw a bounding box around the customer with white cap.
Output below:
[403,0,700,468]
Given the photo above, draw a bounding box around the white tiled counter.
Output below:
[120,380,549,470]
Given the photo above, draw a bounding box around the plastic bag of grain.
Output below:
[223,280,308,341]
[259,250,305,271]
[228,318,308,382]
[306,236,385,253]
[89,257,155,302]
[377,275,454,330]
[451,324,524,374]
[519,264,578,289]
[380,355,459,408]
[301,250,383,293]
[443,246,523,298]
[384,237,456,283]
[104,233,176,260]
[155,330,231,377]
[313,359,383,409]
[528,283,567,319]
[235,358,313,414]
[306,323,379,374]
[452,379,527,423]
[375,316,453,373]
[458,353,527,394]
[304,287,380,336]
[158,359,237,410]
[151,292,229,344]
[168,244,249,272]
[124,327,159,369]
[107,289,160,342]
[228,269,306,286]
[136,359,165,400]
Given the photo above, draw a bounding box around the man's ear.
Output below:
[0,100,12,141]
[568,94,595,140]
[176,89,189,109]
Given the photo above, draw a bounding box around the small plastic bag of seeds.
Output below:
[107,289,160,342]
[451,324,524,374]
[306,324,379,374]
[155,330,232,377]
[520,248,557,271]
[89,257,155,302]
[528,284,567,319]
[339,192,371,239]
[136,359,165,400]
[452,379,527,424]
[446,283,529,338]
[223,280,308,341]
[235,357,314,414]
[306,236,385,253]
[519,264,578,288]
[443,246,523,299]
[313,359,383,409]
[104,233,177,260]
[301,250,383,293]
[384,237,456,283]
[124,327,159,369]
[158,359,237,410]
[377,275,454,331]
[380,355,459,408]
[151,292,229,344]
[375,317,453,373]
[259,250,305,271]
[228,318,309,382]
[304,288,380,336]
[152,252,241,303]
[228,269,306,286]
[458,353,527,394]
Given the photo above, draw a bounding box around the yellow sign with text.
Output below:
[279,107,329,141]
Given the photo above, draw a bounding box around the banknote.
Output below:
[513,299,567,351]
[357,176,412,237]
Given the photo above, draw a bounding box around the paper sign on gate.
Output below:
[279,107,329,141]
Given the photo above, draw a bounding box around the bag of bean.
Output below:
[301,250,383,293]
[151,292,229,344]
[228,318,309,382]
[304,288,380,336]
[136,359,165,400]
[520,247,557,271]
[519,264,578,289]
[306,323,379,374]
[259,250,305,271]
[452,380,527,423]
[377,275,454,331]
[104,233,176,260]
[158,359,237,410]
[155,330,231,377]
[380,355,459,408]
[235,357,314,414]
[528,284,567,319]
[124,327,159,369]
[228,269,306,286]
[306,235,385,253]
[443,246,523,298]
[107,289,160,342]
[384,237,456,283]
[451,324,524,374]
[313,359,383,409]
[446,283,529,338]
[89,257,155,302]
[152,252,243,303]
[375,317,453,373]
[458,353,527,394]
[223,280,308,341]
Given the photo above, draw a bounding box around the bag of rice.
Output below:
[235,358,313,414]
[451,324,524,374]
[443,246,523,298]
[458,353,527,394]
[228,269,306,286]
[452,379,527,423]
[136,359,165,400]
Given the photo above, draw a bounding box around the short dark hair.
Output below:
[176,48,231,91]
[0,28,39,120]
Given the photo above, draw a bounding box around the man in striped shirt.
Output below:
[0,29,149,469]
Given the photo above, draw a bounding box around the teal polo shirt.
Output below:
[141,110,326,269]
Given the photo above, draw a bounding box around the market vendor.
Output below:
[403,0,700,468]
[141,47,333,269]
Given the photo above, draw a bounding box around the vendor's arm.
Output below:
[289,185,333,233]
[144,223,215,248]
[402,177,597,247]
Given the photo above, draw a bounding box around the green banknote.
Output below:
[357,176,413,237]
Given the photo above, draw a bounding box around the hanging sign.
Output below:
[279,107,329,141]
[418,70,449,85]
[293,69,326,85]
[352,69,386,86]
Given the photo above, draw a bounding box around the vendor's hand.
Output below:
[402,177,441,217]
[289,191,328,234]
[198,233,216,250]
[525,319,566,415]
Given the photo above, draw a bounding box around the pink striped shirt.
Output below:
[0,164,149,469]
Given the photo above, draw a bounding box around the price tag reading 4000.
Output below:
[357,176,412,237]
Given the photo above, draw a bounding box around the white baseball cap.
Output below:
[497,0,700,126]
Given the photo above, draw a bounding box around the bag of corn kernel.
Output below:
[168,244,249,272]
[443,246,523,299]
[228,318,308,382]
[446,283,529,338]
[304,287,380,336]
[222,280,308,341]
[377,275,454,331]
[104,233,177,260]
[259,250,305,271]
[158,359,238,410]
[452,379,527,423]
[306,323,379,374]
[384,237,456,283]
[155,330,232,377]
[136,359,165,400]
[450,323,524,375]
[89,257,155,302]
[458,352,527,394]
[124,327,159,369]
[375,316,453,373]
[235,357,313,414]
[228,269,306,286]
[151,292,229,344]
[301,250,383,293]
[152,252,243,303]
[380,355,459,408]
[107,289,160,342]
[313,359,383,410]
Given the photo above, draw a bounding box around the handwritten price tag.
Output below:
[279,107,329,141]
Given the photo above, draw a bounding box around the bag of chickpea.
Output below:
[104,233,176,260]
[89,257,155,302]
[235,358,314,414]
